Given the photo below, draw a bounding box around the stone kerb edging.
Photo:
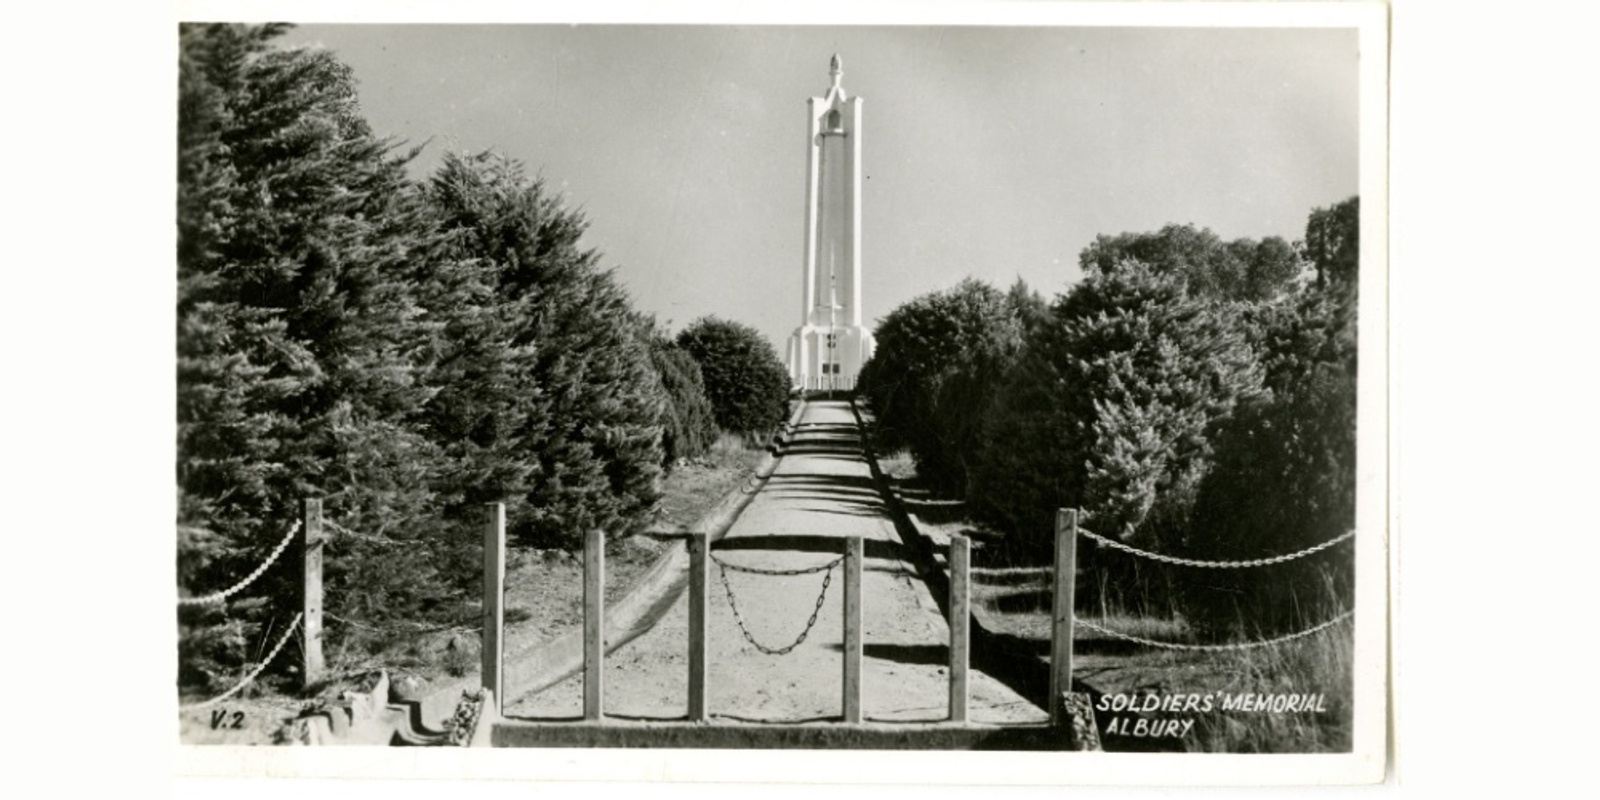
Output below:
[289,670,462,746]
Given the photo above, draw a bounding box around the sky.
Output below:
[278,22,1360,352]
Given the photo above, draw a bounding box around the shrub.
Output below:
[675,317,791,434]
[1178,278,1357,636]
[857,278,1026,496]
[970,262,1262,578]
[646,333,719,465]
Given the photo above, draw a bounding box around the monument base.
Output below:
[787,324,875,392]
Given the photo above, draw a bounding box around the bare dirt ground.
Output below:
[507,401,1048,726]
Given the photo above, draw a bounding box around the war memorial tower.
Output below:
[787,55,876,392]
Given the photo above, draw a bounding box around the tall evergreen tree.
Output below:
[422,152,665,548]
[1181,199,1360,635]
[177,23,444,689]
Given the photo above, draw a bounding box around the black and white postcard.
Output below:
[172,0,1390,788]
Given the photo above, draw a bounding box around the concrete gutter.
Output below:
[492,717,1061,750]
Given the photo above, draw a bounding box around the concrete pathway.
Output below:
[506,400,1047,725]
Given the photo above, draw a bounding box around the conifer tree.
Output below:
[422,152,665,548]
[178,23,447,689]
[642,323,719,466]
[972,262,1262,563]
[676,317,791,435]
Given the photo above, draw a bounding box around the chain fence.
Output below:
[1078,526,1354,569]
[177,521,302,607]
[713,554,843,655]
[1076,610,1354,652]
[179,612,304,711]
[1066,518,1356,651]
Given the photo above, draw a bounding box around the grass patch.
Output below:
[888,456,1354,753]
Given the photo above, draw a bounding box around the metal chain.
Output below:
[177,521,303,606]
[179,613,304,710]
[1078,527,1355,569]
[716,559,837,655]
[443,690,485,746]
[711,553,844,577]
[1075,609,1354,652]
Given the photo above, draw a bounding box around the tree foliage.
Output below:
[1079,224,1302,301]
[857,278,1027,495]
[1180,263,1358,635]
[971,262,1262,566]
[177,25,674,690]
[178,22,445,690]
[421,151,665,548]
[1303,196,1360,290]
[675,317,791,435]
[642,323,719,465]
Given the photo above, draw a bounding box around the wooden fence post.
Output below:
[584,529,605,722]
[302,498,324,689]
[948,535,970,723]
[1049,508,1079,726]
[688,532,710,722]
[842,536,864,724]
[482,503,505,714]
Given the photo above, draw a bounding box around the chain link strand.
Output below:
[1078,527,1355,569]
[179,613,304,710]
[711,553,843,577]
[1076,609,1354,652]
[177,521,303,606]
[716,560,837,655]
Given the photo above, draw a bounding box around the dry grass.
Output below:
[1182,624,1353,752]
[885,456,1353,753]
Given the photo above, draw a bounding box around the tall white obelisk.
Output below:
[787,54,875,392]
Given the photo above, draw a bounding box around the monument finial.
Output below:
[829,53,843,90]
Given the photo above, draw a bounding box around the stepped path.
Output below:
[505,400,1048,725]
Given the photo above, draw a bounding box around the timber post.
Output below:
[688,532,710,722]
[302,498,324,689]
[1049,508,1079,726]
[843,535,864,724]
[584,529,605,721]
[482,503,506,715]
[948,535,970,722]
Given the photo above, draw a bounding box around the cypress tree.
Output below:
[422,152,665,549]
